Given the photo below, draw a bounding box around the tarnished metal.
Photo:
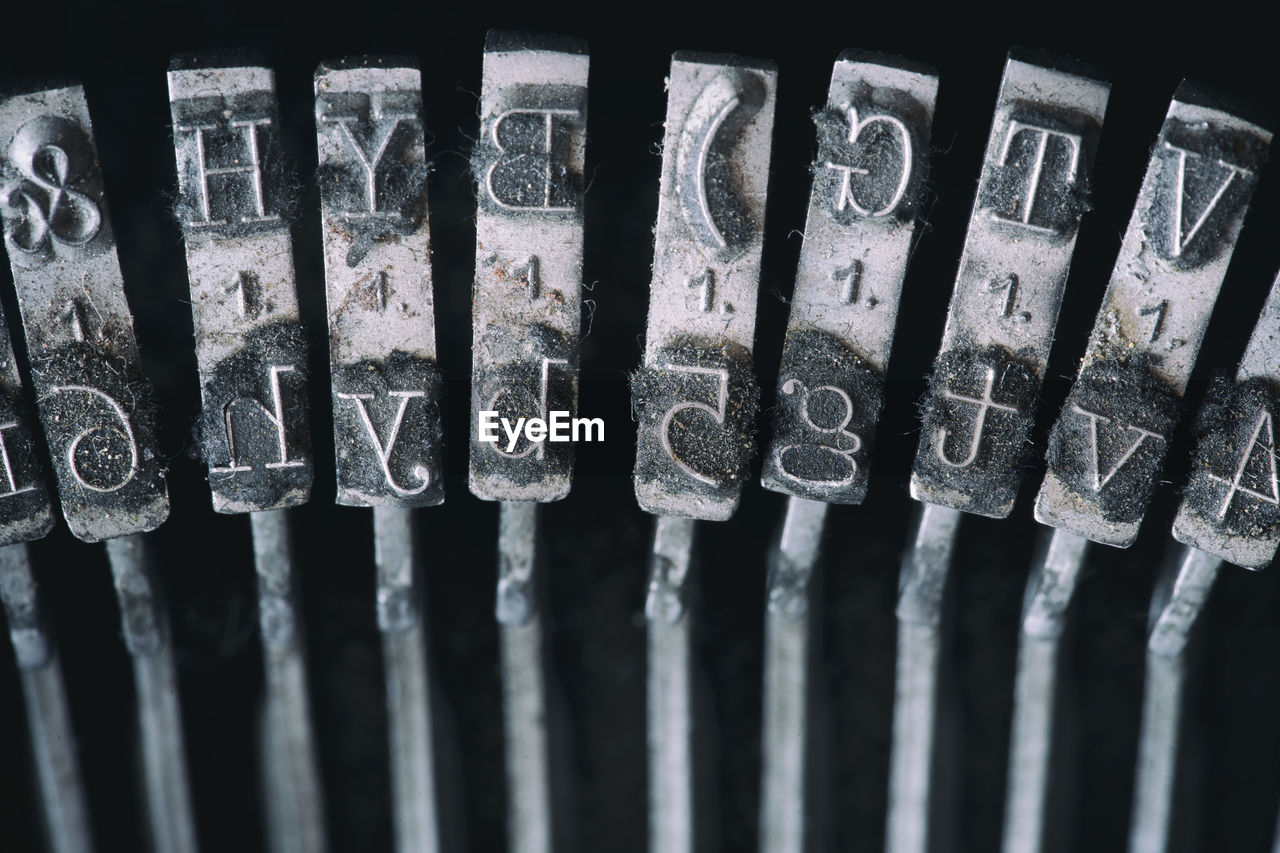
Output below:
[757,49,939,853]
[911,52,1110,518]
[469,32,589,503]
[1002,80,1271,853]
[251,509,328,853]
[0,83,169,542]
[889,53,1108,853]
[0,297,53,546]
[373,506,444,853]
[632,52,778,521]
[105,534,199,853]
[1036,83,1272,547]
[887,502,961,853]
[0,80,194,853]
[167,59,312,514]
[469,32,588,853]
[497,500,562,853]
[1001,528,1089,853]
[646,514,700,853]
[316,59,443,509]
[0,543,94,853]
[1172,267,1280,568]
[315,59,448,853]
[760,496,827,853]
[168,58,325,853]
[761,52,938,505]
[1128,543,1221,853]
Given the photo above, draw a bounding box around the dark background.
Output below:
[3,2,1280,851]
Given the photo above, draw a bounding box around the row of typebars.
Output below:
[0,29,1277,853]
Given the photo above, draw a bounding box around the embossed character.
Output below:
[0,116,102,259]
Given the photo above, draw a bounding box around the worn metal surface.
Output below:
[251,509,328,853]
[316,60,444,509]
[759,496,827,853]
[910,53,1110,519]
[632,52,777,521]
[496,500,563,853]
[315,60,448,853]
[0,297,53,546]
[1036,84,1271,547]
[105,534,199,853]
[469,32,588,503]
[760,53,937,505]
[373,505,444,853]
[168,60,312,514]
[0,543,93,853]
[886,502,962,853]
[1128,544,1221,853]
[1172,268,1280,568]
[1001,528,1089,853]
[0,83,169,542]
[646,514,699,853]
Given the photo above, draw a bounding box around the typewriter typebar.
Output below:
[1034,85,1272,548]
[631,52,778,522]
[0,85,170,542]
[168,59,314,514]
[469,32,589,504]
[760,52,938,506]
[1172,268,1280,569]
[314,56,451,853]
[887,53,1110,853]
[910,53,1110,519]
[168,57,327,853]
[316,60,444,510]
[756,52,938,853]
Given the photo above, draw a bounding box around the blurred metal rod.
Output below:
[497,501,553,853]
[250,510,327,853]
[1002,529,1089,853]
[886,502,961,853]
[760,497,827,853]
[646,515,698,853]
[374,506,442,853]
[104,534,198,853]
[0,542,95,853]
[1127,544,1220,853]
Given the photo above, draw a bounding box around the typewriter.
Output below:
[2,7,1279,853]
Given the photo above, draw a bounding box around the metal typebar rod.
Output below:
[373,507,442,853]
[887,503,961,853]
[105,535,198,853]
[756,52,938,853]
[1127,543,1221,853]
[251,510,327,853]
[891,52,1110,853]
[646,515,699,853]
[1001,528,1089,853]
[760,497,827,853]
[496,500,556,853]
[0,543,94,853]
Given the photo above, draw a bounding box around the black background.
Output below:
[3,3,1280,851]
